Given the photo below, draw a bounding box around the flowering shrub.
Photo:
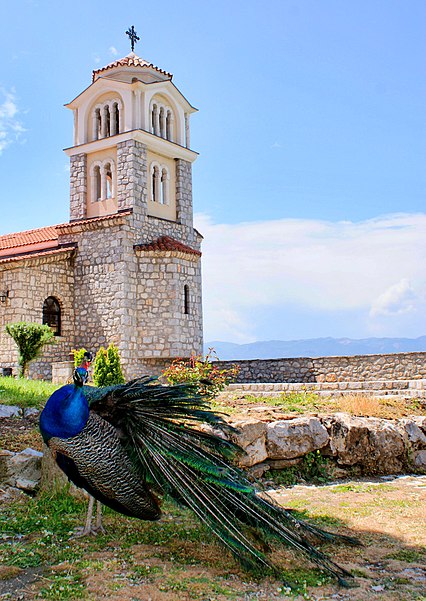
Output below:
[162,348,239,398]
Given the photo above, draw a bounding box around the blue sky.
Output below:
[0,0,425,343]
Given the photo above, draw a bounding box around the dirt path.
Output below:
[1,475,425,600]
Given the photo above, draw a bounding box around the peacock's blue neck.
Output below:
[40,384,90,442]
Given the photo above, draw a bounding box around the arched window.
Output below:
[94,164,101,201]
[151,104,158,135]
[184,285,190,315]
[42,296,61,336]
[151,165,160,202]
[93,107,101,141]
[105,163,113,199]
[161,167,169,204]
[166,110,174,141]
[92,99,122,142]
[112,102,120,135]
[159,107,166,138]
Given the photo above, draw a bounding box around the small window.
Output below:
[42,296,61,336]
[184,285,190,315]
[105,164,113,199]
[94,165,101,201]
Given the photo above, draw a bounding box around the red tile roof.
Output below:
[0,246,75,265]
[93,52,172,82]
[0,210,133,259]
[0,225,59,258]
[134,236,201,257]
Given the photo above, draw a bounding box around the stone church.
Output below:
[0,46,203,380]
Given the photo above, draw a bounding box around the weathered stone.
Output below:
[2,448,43,490]
[216,354,426,384]
[230,418,268,467]
[23,407,40,418]
[397,419,426,449]
[324,413,405,473]
[412,450,426,469]
[0,405,21,418]
[266,417,329,460]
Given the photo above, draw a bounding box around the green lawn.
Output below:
[0,377,59,408]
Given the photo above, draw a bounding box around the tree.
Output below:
[93,343,125,386]
[5,321,55,378]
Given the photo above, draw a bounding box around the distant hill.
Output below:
[205,336,426,361]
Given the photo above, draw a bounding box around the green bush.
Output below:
[92,344,125,387]
[71,348,89,368]
[5,321,55,377]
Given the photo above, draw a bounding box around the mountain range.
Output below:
[204,336,426,361]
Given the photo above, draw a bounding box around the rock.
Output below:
[0,404,21,418]
[412,450,426,469]
[247,463,270,479]
[266,417,329,460]
[0,448,43,491]
[324,413,405,473]
[396,419,426,449]
[229,418,268,467]
[23,407,40,418]
[0,450,14,482]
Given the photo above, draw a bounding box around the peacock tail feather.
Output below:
[81,377,359,586]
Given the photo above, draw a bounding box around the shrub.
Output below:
[92,343,125,387]
[5,321,55,377]
[162,348,239,398]
[71,348,89,368]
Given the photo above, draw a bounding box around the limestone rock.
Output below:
[230,418,268,467]
[266,417,329,460]
[1,447,43,491]
[0,404,21,418]
[412,450,426,469]
[324,413,405,473]
[396,419,426,450]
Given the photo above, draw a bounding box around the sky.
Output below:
[0,0,425,343]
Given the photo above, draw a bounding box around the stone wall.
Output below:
[215,352,426,383]
[69,153,87,220]
[0,252,75,379]
[223,413,426,477]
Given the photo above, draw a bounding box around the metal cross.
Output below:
[126,26,140,52]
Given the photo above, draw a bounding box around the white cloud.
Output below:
[0,88,25,155]
[195,212,426,341]
[109,46,119,57]
[370,279,416,317]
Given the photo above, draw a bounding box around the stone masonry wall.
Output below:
[215,352,426,383]
[128,250,203,378]
[175,159,193,231]
[116,139,147,220]
[69,153,87,220]
[0,253,75,379]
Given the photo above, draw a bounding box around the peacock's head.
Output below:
[73,367,89,387]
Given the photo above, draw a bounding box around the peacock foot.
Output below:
[71,525,101,538]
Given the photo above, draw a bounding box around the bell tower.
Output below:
[62,29,203,377]
[64,30,198,236]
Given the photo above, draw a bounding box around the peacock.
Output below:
[39,368,359,587]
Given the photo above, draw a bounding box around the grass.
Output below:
[0,376,59,408]
[216,390,425,420]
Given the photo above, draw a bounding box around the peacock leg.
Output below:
[94,500,105,534]
[72,495,96,537]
